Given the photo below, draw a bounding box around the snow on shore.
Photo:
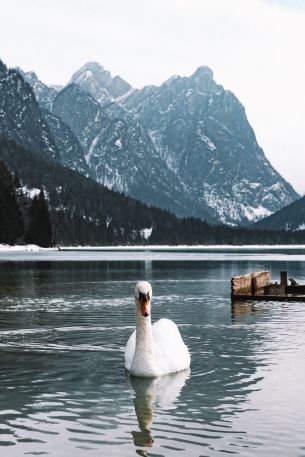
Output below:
[62,244,305,250]
[0,244,58,252]
[2,244,305,253]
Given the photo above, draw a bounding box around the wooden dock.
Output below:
[231,271,305,302]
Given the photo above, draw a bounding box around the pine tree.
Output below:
[24,190,53,247]
[0,160,24,244]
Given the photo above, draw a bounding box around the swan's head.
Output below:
[135,281,152,318]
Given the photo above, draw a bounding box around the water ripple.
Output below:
[0,257,305,456]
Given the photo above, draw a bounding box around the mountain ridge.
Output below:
[0,60,59,161]
[12,59,299,225]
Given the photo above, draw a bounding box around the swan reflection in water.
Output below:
[127,368,190,454]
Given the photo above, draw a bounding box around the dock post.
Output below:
[251,276,257,295]
[280,271,288,287]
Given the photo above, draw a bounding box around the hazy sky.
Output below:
[1,0,305,194]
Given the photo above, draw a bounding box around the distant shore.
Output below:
[2,243,305,252]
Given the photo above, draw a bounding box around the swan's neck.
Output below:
[130,305,159,377]
[136,311,154,355]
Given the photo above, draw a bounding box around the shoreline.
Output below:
[62,244,305,250]
[2,243,305,252]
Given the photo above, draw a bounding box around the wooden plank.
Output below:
[286,285,305,294]
[251,277,257,295]
[280,271,288,286]
[231,271,270,296]
[267,284,286,295]
[254,271,270,290]
[231,273,253,295]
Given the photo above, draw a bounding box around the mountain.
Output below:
[0,60,59,161]
[2,57,303,244]
[12,60,299,225]
[15,67,59,111]
[69,61,132,104]
[253,195,305,231]
[1,61,88,174]
[121,66,298,225]
[41,108,89,175]
[51,83,218,222]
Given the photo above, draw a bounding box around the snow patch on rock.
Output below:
[21,186,41,199]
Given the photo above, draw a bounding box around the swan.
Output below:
[125,281,190,377]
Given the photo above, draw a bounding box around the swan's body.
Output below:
[125,281,190,377]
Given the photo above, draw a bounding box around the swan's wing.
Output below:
[124,329,136,371]
[152,318,190,375]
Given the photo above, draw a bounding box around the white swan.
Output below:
[125,281,190,377]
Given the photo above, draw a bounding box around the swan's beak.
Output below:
[141,301,150,317]
[139,292,150,317]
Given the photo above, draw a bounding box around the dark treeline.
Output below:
[0,160,24,244]
[0,159,53,247]
[1,135,305,246]
[24,190,53,247]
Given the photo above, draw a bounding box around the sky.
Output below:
[1,0,305,194]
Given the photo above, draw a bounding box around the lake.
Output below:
[0,247,305,456]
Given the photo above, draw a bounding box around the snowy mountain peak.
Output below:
[70,61,111,85]
[77,61,107,72]
[69,61,131,102]
[190,66,218,93]
[192,65,214,80]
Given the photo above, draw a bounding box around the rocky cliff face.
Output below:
[15,67,60,111]
[42,109,89,175]
[69,62,132,105]
[0,60,59,161]
[51,83,217,221]
[121,66,298,224]
[0,62,87,175]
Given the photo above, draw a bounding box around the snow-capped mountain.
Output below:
[13,59,299,225]
[51,83,218,221]
[121,66,298,224]
[69,62,132,105]
[0,60,59,161]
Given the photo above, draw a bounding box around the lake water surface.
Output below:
[0,247,305,456]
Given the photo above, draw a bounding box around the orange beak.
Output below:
[140,298,150,317]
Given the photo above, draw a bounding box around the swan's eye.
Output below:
[139,291,150,301]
